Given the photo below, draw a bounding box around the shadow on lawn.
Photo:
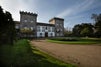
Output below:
[0,39,75,67]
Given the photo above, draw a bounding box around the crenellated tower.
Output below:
[20,11,38,37]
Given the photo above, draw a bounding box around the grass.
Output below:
[47,37,101,45]
[31,46,76,67]
[0,39,75,67]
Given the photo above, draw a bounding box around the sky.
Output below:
[0,0,101,30]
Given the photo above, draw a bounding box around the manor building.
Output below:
[16,11,64,38]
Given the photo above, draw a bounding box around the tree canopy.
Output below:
[72,23,94,37]
[92,14,101,37]
[72,13,101,38]
[0,6,16,45]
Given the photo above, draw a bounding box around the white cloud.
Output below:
[0,0,37,21]
[56,0,98,18]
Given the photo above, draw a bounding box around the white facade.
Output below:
[37,25,55,37]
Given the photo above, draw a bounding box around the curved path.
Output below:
[31,40,101,67]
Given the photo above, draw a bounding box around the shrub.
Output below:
[50,38,78,41]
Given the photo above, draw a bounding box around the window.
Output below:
[56,23,58,25]
[60,24,62,27]
[37,26,40,32]
[15,26,19,29]
[52,27,55,32]
[30,27,33,30]
[60,33,63,36]
[42,26,45,32]
[48,27,51,32]
[60,29,62,31]
[57,29,59,32]
[46,26,47,30]
[50,33,53,36]
[40,33,42,36]
[24,20,27,22]
[24,27,28,29]
[31,21,33,23]
[57,33,59,36]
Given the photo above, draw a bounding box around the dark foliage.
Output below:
[0,6,16,45]
[50,38,78,41]
[92,14,101,37]
[72,23,94,37]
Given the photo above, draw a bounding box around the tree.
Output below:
[0,6,16,45]
[92,14,101,37]
[0,6,6,44]
[80,23,94,37]
[72,24,82,37]
[72,23,94,37]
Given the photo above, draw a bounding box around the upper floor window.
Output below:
[56,24,59,26]
[60,24,62,27]
[24,20,27,22]
[31,21,33,23]
[52,27,55,32]
[46,26,47,30]
[60,29,62,31]
[48,27,51,32]
[42,26,45,32]
[37,26,40,32]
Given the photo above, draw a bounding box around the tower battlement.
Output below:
[20,11,37,16]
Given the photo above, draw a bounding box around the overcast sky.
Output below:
[0,0,101,29]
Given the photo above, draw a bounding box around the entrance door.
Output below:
[45,32,48,37]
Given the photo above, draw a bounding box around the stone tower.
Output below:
[20,11,38,37]
[49,17,64,37]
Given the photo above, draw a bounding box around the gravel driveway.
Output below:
[31,40,101,67]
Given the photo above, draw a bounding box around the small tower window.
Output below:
[56,24,59,26]
[31,27,33,30]
[24,20,27,22]
[60,24,62,27]
[31,21,33,23]
[24,27,28,29]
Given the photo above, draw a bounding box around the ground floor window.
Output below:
[40,33,42,36]
[50,33,53,37]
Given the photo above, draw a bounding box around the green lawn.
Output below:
[0,39,75,67]
[47,37,101,45]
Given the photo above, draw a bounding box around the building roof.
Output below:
[49,17,64,22]
[37,22,55,26]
